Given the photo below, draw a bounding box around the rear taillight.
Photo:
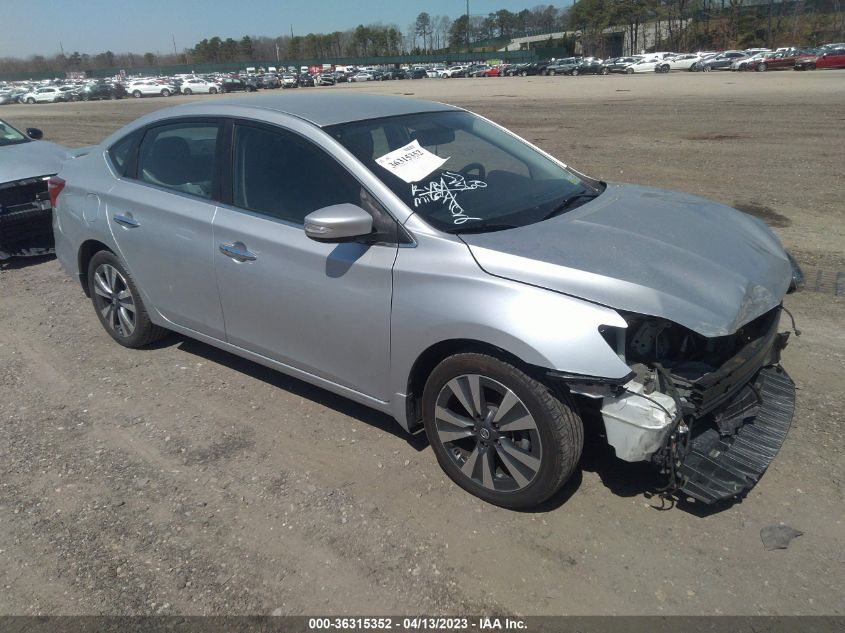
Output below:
[48,176,65,207]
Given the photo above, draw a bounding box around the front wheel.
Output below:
[26,97,35,104]
[757,63,767,72]
[133,90,142,98]
[209,87,218,94]
[422,353,583,509]
[161,89,171,97]
[626,67,634,74]
[572,68,579,76]
[601,67,609,75]
[87,251,167,348]
[182,88,192,95]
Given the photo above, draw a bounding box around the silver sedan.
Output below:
[52,94,798,508]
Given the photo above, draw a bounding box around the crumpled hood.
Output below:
[0,140,68,184]
[461,183,792,337]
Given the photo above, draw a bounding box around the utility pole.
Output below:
[466,0,470,50]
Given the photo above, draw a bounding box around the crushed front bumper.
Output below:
[678,366,795,503]
[0,175,55,260]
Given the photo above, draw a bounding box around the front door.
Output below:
[213,122,396,400]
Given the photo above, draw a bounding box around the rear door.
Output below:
[212,121,398,399]
[105,119,226,338]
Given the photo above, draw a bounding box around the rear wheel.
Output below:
[626,67,634,74]
[757,63,767,72]
[572,68,579,76]
[209,87,218,94]
[520,70,528,77]
[132,90,142,98]
[182,88,192,95]
[26,97,35,104]
[87,251,167,348]
[422,353,583,509]
[601,67,609,75]
[161,88,171,97]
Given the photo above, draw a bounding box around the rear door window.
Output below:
[136,123,221,199]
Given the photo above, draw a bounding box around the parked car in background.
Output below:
[0,119,68,259]
[570,58,604,75]
[541,58,582,75]
[351,71,374,82]
[700,50,750,71]
[443,65,468,78]
[52,93,799,509]
[179,77,219,95]
[657,54,703,72]
[793,47,845,70]
[22,86,64,104]
[281,74,299,88]
[128,80,175,98]
[220,77,257,93]
[731,51,770,71]
[625,59,661,73]
[79,82,128,100]
[58,86,83,101]
[299,73,316,87]
[747,48,817,71]
[404,68,428,79]
[0,89,26,105]
[260,74,281,89]
[315,73,335,86]
[601,57,641,74]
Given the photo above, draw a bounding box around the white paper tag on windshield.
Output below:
[374,140,449,183]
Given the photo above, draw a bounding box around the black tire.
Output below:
[87,250,167,348]
[422,352,583,509]
[626,67,634,74]
[132,90,142,98]
[520,70,528,77]
[161,89,171,97]
[572,68,579,76]
[549,69,556,76]
[601,67,609,75]
[26,97,35,104]
[209,87,218,94]
[183,88,192,95]
[756,63,767,72]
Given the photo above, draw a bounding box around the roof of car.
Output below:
[167,93,460,127]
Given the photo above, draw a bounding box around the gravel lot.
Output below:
[1,72,844,616]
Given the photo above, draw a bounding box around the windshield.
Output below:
[326,111,602,233]
[0,119,28,147]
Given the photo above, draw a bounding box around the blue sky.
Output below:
[3,0,569,58]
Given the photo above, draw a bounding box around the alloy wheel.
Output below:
[433,374,543,492]
[92,264,136,338]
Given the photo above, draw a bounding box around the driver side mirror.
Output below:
[304,204,374,243]
[26,128,43,140]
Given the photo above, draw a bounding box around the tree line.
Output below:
[1,2,842,75]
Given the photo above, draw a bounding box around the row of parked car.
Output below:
[489,44,845,77]
[0,64,440,105]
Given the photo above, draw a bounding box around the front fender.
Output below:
[389,233,631,427]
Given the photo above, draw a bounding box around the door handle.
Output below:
[113,214,140,228]
[219,242,257,262]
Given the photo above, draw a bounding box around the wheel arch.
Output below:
[77,239,115,296]
[403,339,539,432]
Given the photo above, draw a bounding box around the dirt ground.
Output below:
[1,72,843,616]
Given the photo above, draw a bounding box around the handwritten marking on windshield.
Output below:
[411,171,488,224]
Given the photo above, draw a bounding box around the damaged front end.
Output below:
[0,175,56,261]
[581,307,795,504]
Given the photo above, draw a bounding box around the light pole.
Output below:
[466,0,470,50]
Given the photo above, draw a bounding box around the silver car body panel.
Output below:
[54,94,792,454]
[0,139,68,184]
[461,183,792,337]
